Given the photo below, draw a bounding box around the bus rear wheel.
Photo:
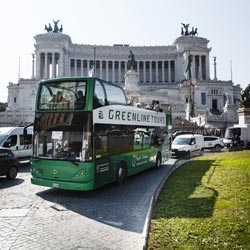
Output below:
[116,162,127,185]
[155,152,162,169]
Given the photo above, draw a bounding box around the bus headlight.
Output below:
[32,168,43,175]
[74,169,85,177]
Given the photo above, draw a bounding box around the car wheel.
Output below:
[116,162,127,185]
[155,152,162,169]
[199,148,204,156]
[6,166,18,179]
[214,144,221,152]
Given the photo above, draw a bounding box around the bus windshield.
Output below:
[38,81,87,110]
[33,112,92,162]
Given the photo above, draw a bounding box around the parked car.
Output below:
[0,147,19,179]
[204,136,224,151]
[0,127,33,160]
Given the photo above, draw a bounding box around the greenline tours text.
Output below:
[108,109,165,125]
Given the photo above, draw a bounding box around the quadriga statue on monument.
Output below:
[240,84,250,108]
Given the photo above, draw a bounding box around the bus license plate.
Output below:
[52,183,59,188]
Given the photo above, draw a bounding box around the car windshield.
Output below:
[224,128,240,139]
[172,137,191,145]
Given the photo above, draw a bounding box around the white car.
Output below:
[204,136,224,151]
[172,134,204,158]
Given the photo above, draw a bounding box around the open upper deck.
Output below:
[36,77,127,111]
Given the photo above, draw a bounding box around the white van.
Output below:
[172,134,204,158]
[0,127,33,159]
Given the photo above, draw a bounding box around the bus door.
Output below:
[94,131,113,188]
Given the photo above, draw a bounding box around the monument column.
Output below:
[206,55,210,80]
[118,61,122,83]
[106,60,109,81]
[168,61,171,82]
[100,60,103,79]
[162,60,165,82]
[44,53,48,79]
[52,53,56,78]
[149,61,152,83]
[156,61,159,82]
[193,56,196,80]
[87,60,90,76]
[112,61,115,82]
[143,61,146,83]
[74,59,77,77]
[58,52,64,77]
[199,56,202,80]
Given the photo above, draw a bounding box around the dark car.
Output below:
[0,147,19,179]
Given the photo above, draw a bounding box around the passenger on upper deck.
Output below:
[55,91,67,103]
[93,94,103,108]
[75,90,85,109]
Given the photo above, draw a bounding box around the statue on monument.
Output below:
[45,20,63,33]
[45,23,53,33]
[240,84,250,108]
[127,50,136,70]
[53,19,60,33]
[181,23,198,36]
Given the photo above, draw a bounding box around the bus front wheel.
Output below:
[155,152,162,169]
[116,162,127,185]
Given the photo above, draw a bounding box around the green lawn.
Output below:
[148,151,250,250]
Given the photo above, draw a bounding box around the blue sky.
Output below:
[0,0,249,102]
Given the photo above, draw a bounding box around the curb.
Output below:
[142,158,189,249]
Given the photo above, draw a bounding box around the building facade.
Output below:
[0,24,242,129]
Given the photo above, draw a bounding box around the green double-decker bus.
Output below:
[30,77,172,191]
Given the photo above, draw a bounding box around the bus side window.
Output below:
[94,81,105,108]
[152,127,164,146]
[93,94,103,108]
[134,131,143,150]
[94,130,108,157]
[143,132,151,148]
